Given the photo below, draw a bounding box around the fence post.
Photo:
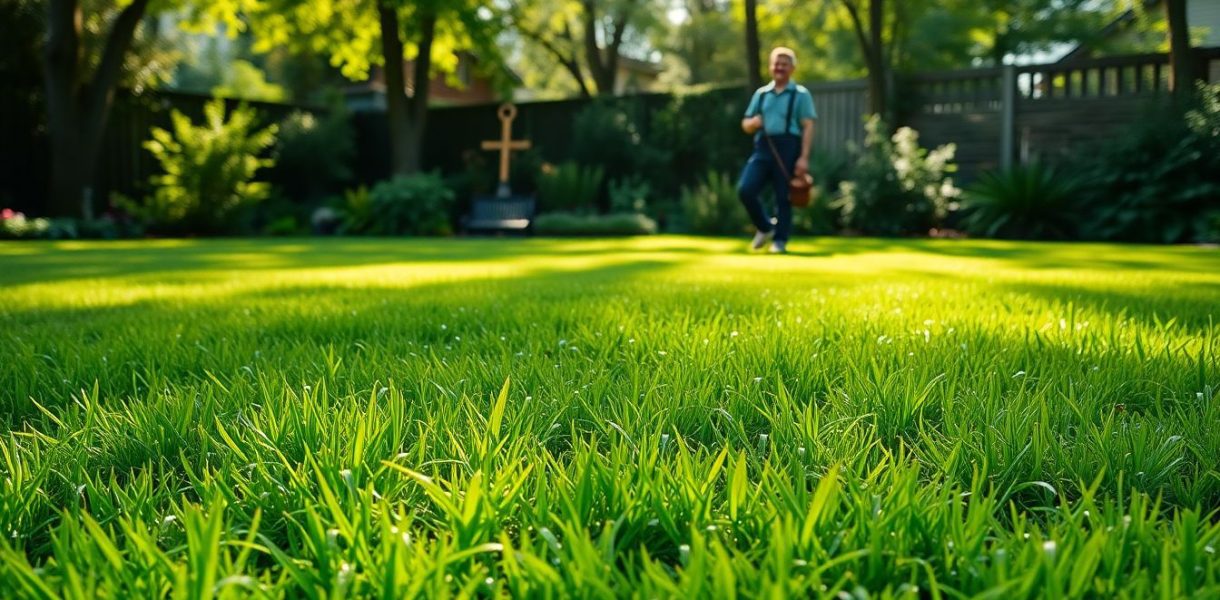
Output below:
[1000,64,1016,171]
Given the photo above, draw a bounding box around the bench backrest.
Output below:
[471,198,535,221]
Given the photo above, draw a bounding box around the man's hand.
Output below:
[794,156,809,177]
[741,115,763,134]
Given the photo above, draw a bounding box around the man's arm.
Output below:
[742,90,762,134]
[743,115,763,134]
[796,117,815,176]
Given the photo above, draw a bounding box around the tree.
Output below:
[506,0,663,97]
[836,0,892,118]
[654,0,732,86]
[44,0,150,217]
[744,0,762,90]
[1164,0,1193,98]
[247,0,502,175]
[42,0,213,218]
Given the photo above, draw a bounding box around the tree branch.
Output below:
[838,0,872,58]
[602,3,633,92]
[507,2,591,97]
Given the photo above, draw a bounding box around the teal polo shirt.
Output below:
[744,82,817,136]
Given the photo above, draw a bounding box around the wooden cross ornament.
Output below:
[480,103,531,198]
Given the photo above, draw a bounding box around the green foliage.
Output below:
[644,89,750,199]
[263,216,303,236]
[570,101,660,203]
[681,170,749,235]
[2,208,144,241]
[505,0,666,96]
[0,209,50,239]
[533,212,658,236]
[608,175,651,214]
[243,0,505,84]
[537,162,604,214]
[134,99,278,235]
[211,59,287,102]
[1,238,1219,596]
[337,186,373,234]
[364,173,455,236]
[833,115,960,236]
[960,163,1083,240]
[1067,83,1220,244]
[268,108,356,204]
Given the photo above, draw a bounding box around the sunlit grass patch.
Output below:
[1,236,1217,597]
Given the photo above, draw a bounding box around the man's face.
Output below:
[771,55,794,82]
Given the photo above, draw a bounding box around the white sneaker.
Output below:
[769,241,787,254]
[751,230,774,251]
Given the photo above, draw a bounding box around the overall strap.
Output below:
[786,88,797,136]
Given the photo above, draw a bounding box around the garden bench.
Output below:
[461,196,535,234]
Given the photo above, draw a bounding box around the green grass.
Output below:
[0,236,1218,598]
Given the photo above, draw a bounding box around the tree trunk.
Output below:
[744,0,762,91]
[403,12,436,174]
[840,0,889,119]
[45,0,83,217]
[1165,0,1193,99]
[582,1,615,94]
[43,0,148,218]
[378,3,413,176]
[866,0,888,119]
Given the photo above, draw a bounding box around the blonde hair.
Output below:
[770,47,797,67]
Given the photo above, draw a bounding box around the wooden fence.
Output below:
[906,47,1220,180]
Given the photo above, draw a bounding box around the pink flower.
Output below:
[1,209,13,220]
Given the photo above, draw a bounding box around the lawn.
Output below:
[1,236,1218,598]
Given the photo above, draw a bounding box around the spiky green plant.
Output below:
[961,163,1083,240]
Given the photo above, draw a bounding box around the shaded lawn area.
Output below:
[1,236,1218,597]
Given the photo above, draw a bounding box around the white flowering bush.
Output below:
[833,115,960,235]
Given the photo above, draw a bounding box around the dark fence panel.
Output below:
[0,94,46,214]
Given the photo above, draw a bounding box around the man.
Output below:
[738,47,817,254]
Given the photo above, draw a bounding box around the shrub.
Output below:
[0,209,143,240]
[537,162,604,214]
[337,186,373,234]
[0,209,50,239]
[534,212,658,236]
[263,216,302,236]
[1066,83,1220,244]
[645,89,750,198]
[365,173,455,236]
[268,108,355,204]
[833,115,960,236]
[609,175,651,214]
[681,170,749,235]
[960,163,1083,240]
[134,99,278,235]
[571,101,648,184]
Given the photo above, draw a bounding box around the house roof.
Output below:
[616,55,665,75]
[1057,0,1158,62]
